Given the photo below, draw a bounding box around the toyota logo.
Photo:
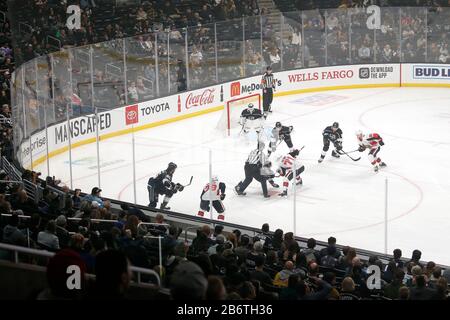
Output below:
[127,110,137,120]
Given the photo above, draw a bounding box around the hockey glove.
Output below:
[175,183,184,192]
[334,140,343,151]
[220,194,226,200]
[380,140,385,146]
[358,145,366,152]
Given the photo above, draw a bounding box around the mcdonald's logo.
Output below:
[230,82,241,97]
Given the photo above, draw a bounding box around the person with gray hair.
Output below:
[245,240,266,268]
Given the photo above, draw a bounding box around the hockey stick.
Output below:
[182,176,194,187]
[337,149,361,161]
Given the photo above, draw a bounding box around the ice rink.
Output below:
[36,87,450,264]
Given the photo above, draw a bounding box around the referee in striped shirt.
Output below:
[261,66,276,115]
[234,141,270,198]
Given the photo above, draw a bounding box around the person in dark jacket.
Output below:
[409,275,436,300]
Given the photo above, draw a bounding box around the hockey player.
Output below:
[356,130,387,172]
[240,103,264,134]
[260,160,280,188]
[147,162,184,210]
[268,122,294,157]
[197,176,226,220]
[278,149,305,197]
[234,141,271,198]
[318,122,343,163]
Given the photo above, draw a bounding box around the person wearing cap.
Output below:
[170,261,208,300]
[82,187,104,208]
[261,66,276,117]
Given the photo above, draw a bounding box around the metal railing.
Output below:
[0,242,161,286]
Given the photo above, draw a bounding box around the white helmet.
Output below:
[248,103,254,108]
[355,130,364,139]
[211,175,219,182]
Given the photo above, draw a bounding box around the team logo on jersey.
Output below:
[185,89,215,110]
[230,82,241,97]
[359,68,370,79]
[125,105,139,125]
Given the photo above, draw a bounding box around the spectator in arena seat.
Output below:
[189,225,213,255]
[208,234,226,256]
[55,215,70,249]
[38,220,60,250]
[207,276,227,300]
[390,248,404,269]
[320,246,338,268]
[2,212,26,246]
[339,277,360,300]
[211,224,224,242]
[384,269,406,299]
[279,274,300,300]
[250,255,273,288]
[128,81,139,103]
[302,238,321,264]
[382,261,398,284]
[87,250,132,300]
[239,281,256,300]
[273,260,295,288]
[434,278,449,300]
[246,241,265,268]
[37,249,87,300]
[323,272,340,300]
[399,286,410,300]
[234,234,250,265]
[429,267,442,289]
[410,275,436,300]
[82,187,104,208]
[319,236,341,259]
[297,276,332,300]
[170,261,208,300]
[424,261,436,278]
[11,189,39,215]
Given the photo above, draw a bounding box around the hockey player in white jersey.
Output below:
[277,149,305,197]
[240,103,264,134]
[197,176,226,220]
[268,122,294,156]
[356,130,387,172]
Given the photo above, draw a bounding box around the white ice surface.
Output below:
[36,87,450,264]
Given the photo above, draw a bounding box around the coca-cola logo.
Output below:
[185,89,215,109]
[125,105,139,125]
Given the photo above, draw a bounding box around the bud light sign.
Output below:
[413,65,450,80]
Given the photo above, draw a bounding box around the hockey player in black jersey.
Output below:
[240,103,264,134]
[147,162,184,210]
[268,122,294,156]
[318,122,343,163]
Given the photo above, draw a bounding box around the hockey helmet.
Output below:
[211,175,219,182]
[275,122,282,128]
[266,66,272,71]
[290,149,300,157]
[355,130,363,140]
[248,103,254,108]
[167,162,177,172]
[332,122,339,129]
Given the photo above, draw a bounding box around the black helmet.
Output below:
[290,149,300,157]
[332,122,339,129]
[275,122,282,128]
[266,66,272,71]
[248,103,254,108]
[167,162,177,171]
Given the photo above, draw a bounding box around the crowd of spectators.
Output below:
[1,178,449,301]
